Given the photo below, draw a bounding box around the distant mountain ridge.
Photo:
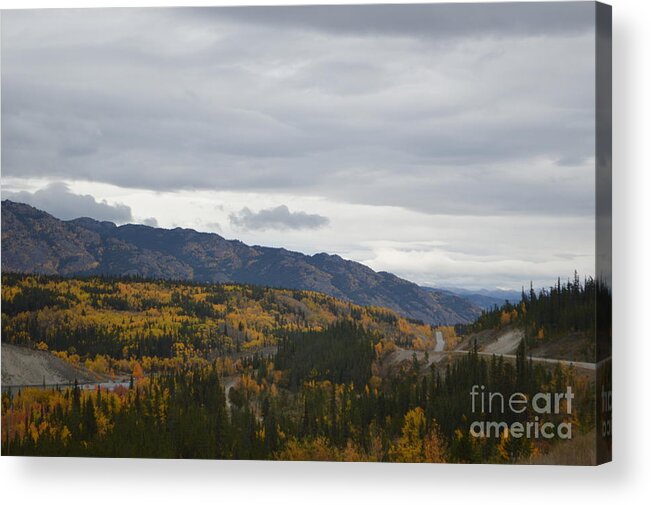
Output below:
[424,286,522,310]
[1,200,481,325]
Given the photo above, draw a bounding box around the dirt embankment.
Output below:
[481,328,524,355]
[1,343,99,386]
[455,327,523,354]
[455,325,594,363]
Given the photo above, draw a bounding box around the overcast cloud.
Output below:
[230,205,329,231]
[0,3,597,289]
[3,182,133,223]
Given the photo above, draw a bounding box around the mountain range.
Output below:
[1,200,481,325]
[424,286,522,310]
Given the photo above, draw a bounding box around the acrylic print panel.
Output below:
[0,2,611,465]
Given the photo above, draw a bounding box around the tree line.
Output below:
[465,272,611,361]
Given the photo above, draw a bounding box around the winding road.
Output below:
[389,332,596,371]
[447,350,596,370]
[434,331,445,353]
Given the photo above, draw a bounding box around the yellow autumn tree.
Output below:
[537,327,545,341]
[132,362,144,379]
[423,420,448,463]
[390,407,427,462]
[438,325,458,349]
[389,408,448,463]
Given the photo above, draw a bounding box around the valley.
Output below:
[1,272,601,463]
[0,204,605,464]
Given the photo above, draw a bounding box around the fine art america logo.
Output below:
[469,385,574,440]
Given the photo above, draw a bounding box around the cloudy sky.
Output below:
[1,3,597,290]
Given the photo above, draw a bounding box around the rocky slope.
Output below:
[1,343,98,386]
[1,200,481,325]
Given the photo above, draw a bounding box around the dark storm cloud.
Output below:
[229,205,329,231]
[0,3,596,218]
[3,182,133,223]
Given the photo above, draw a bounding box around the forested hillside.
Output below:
[1,273,438,372]
[2,274,597,463]
[2,342,594,462]
[464,273,611,362]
